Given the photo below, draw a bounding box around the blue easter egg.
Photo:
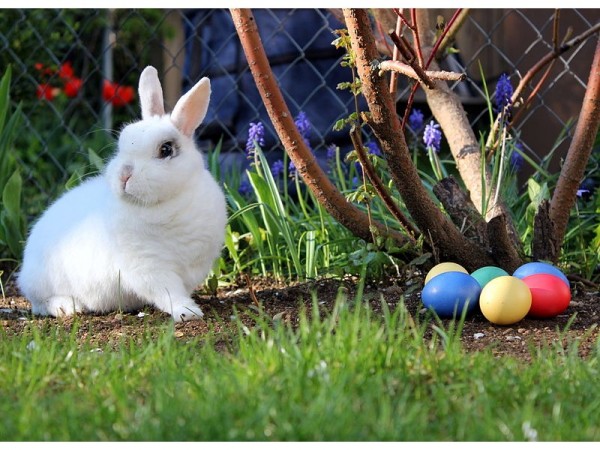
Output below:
[421,272,482,318]
[513,262,569,288]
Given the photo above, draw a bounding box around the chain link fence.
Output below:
[1,8,599,202]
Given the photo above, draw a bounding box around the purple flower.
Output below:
[288,159,297,178]
[510,143,525,172]
[295,111,312,150]
[494,73,514,113]
[271,159,284,178]
[366,140,382,157]
[408,108,424,132]
[238,178,252,196]
[577,178,596,200]
[577,189,590,198]
[295,111,311,139]
[246,121,265,157]
[423,120,442,153]
[326,144,337,161]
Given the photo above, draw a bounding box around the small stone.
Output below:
[473,332,485,339]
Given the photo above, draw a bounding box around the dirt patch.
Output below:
[1,272,599,360]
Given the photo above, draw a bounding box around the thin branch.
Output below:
[389,15,403,95]
[388,31,436,88]
[553,9,561,52]
[349,126,421,243]
[230,8,413,250]
[378,60,465,82]
[410,9,425,67]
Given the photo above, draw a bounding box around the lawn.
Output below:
[2,288,600,441]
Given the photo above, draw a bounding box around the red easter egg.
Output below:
[523,273,571,318]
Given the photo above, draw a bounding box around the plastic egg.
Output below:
[513,262,569,288]
[471,266,509,289]
[421,272,481,318]
[522,273,571,318]
[425,262,468,285]
[479,276,532,325]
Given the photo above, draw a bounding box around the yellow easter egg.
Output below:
[425,262,468,285]
[479,276,532,325]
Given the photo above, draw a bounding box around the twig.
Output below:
[410,9,425,67]
[388,30,436,89]
[379,60,465,82]
[349,126,420,243]
[393,8,414,31]
[244,273,261,308]
[553,9,561,52]
[389,15,403,95]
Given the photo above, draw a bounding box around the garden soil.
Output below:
[1,271,599,360]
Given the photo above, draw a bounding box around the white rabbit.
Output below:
[17,66,227,322]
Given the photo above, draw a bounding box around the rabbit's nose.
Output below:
[120,164,134,185]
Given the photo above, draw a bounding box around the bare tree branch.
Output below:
[378,60,465,82]
[548,36,600,258]
[349,126,421,243]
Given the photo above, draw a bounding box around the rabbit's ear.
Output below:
[171,77,211,138]
[139,66,165,119]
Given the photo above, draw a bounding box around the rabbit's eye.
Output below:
[159,141,175,159]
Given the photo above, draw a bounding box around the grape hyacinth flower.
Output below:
[366,140,382,157]
[295,111,312,150]
[408,108,424,132]
[494,73,514,114]
[271,159,284,178]
[238,178,252,197]
[510,143,525,172]
[288,159,297,178]
[326,144,337,161]
[423,120,442,153]
[246,121,265,158]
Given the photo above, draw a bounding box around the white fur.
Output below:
[18,66,227,322]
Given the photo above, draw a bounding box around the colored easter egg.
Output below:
[479,276,532,325]
[421,271,481,318]
[513,262,569,288]
[522,273,571,318]
[425,262,468,285]
[471,266,509,289]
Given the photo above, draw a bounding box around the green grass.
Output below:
[2,297,600,441]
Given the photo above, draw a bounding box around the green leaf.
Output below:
[88,147,105,172]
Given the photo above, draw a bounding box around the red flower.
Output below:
[103,80,135,107]
[34,62,44,71]
[64,77,82,98]
[36,83,56,100]
[58,61,75,80]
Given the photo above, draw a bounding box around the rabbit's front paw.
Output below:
[171,303,204,322]
[45,296,79,317]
